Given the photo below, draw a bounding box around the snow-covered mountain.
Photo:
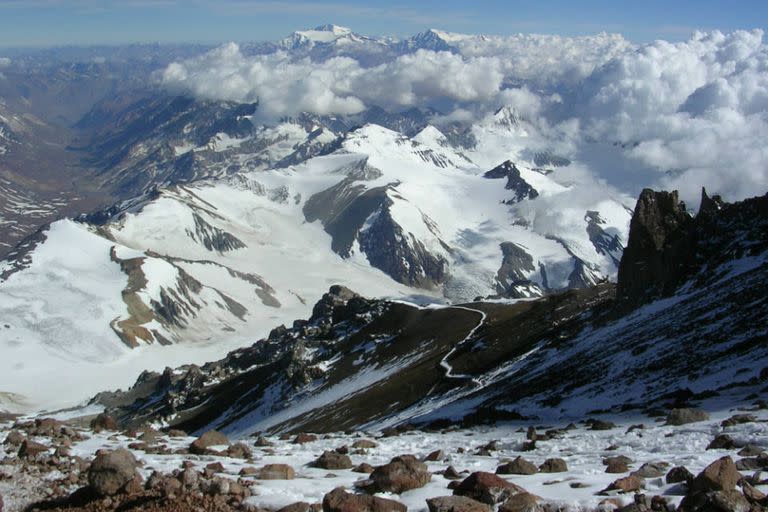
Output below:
[0,115,631,412]
[99,188,768,435]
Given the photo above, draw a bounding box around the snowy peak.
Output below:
[398,29,460,53]
[281,24,366,49]
[493,105,524,130]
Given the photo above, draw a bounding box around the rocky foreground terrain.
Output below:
[1,405,767,512]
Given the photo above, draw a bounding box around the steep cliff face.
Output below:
[616,189,695,305]
[617,188,768,307]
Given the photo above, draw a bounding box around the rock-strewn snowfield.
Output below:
[1,399,766,512]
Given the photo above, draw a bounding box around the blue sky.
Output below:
[0,0,766,47]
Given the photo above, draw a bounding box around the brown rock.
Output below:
[352,439,377,449]
[631,462,666,478]
[424,450,446,462]
[206,461,226,473]
[180,468,199,488]
[367,455,431,493]
[707,434,736,450]
[90,413,118,432]
[588,419,617,431]
[34,418,64,435]
[538,458,568,473]
[314,451,353,470]
[605,457,630,474]
[278,502,312,512]
[452,471,526,505]
[239,466,259,476]
[3,430,25,446]
[666,466,694,484]
[690,456,741,493]
[227,442,253,459]
[255,436,274,447]
[735,456,768,471]
[600,475,644,494]
[737,445,765,457]
[443,466,463,480]
[496,457,537,475]
[742,481,766,504]
[427,495,492,512]
[678,489,751,512]
[353,463,375,474]
[167,429,187,437]
[293,433,318,444]
[666,408,709,426]
[322,486,406,512]
[18,439,49,458]
[87,448,140,497]
[721,414,757,428]
[189,430,229,455]
[498,493,541,512]
[162,477,183,498]
[259,463,296,480]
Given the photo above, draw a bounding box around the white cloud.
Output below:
[158,33,630,120]
[0,57,10,68]
[563,30,768,204]
[159,29,768,204]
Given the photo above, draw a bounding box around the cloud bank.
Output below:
[159,29,768,204]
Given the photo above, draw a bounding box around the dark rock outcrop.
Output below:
[483,161,539,203]
[616,189,694,306]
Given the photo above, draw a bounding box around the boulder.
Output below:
[90,413,118,432]
[666,408,709,426]
[180,468,199,488]
[189,430,229,455]
[227,442,253,459]
[443,466,463,480]
[3,430,25,446]
[600,475,644,494]
[255,436,274,447]
[352,439,377,449]
[666,466,694,484]
[424,449,446,462]
[259,464,296,480]
[741,481,767,504]
[87,448,140,497]
[721,414,757,428]
[367,455,431,493]
[498,493,541,512]
[605,457,630,474]
[426,496,492,512]
[353,463,375,474]
[678,490,751,512]
[689,456,741,493]
[631,462,666,478]
[278,503,312,512]
[735,455,768,471]
[706,434,736,450]
[323,486,406,512]
[294,433,318,444]
[538,458,567,473]
[452,471,527,505]
[737,445,765,457]
[496,457,537,475]
[18,439,49,458]
[314,451,353,470]
[588,419,617,431]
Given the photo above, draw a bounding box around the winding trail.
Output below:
[439,305,487,385]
